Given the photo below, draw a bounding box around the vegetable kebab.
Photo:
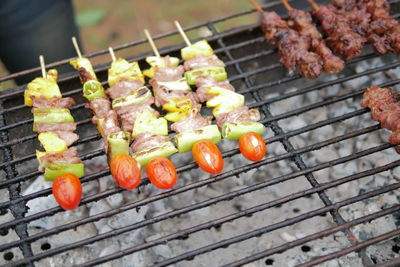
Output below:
[248,0,323,79]
[24,55,83,210]
[69,38,141,190]
[281,0,345,74]
[106,47,178,168]
[144,29,224,174]
[174,21,266,162]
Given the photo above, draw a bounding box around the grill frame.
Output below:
[1,0,400,266]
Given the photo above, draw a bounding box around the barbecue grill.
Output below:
[1,0,400,266]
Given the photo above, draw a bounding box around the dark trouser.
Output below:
[0,0,82,84]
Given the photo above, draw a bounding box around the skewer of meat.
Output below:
[334,0,400,55]
[24,56,84,210]
[248,0,323,79]
[70,38,141,190]
[174,21,267,162]
[281,0,345,74]
[361,86,400,153]
[307,0,367,60]
[144,29,224,174]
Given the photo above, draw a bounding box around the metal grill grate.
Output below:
[1,0,400,266]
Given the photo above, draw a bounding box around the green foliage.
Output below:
[76,8,106,27]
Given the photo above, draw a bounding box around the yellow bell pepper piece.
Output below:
[36,150,48,164]
[24,69,61,106]
[69,57,98,83]
[38,132,67,153]
[206,87,244,117]
[132,110,168,138]
[108,58,144,86]
[163,97,193,122]
[143,56,180,78]
[181,40,214,61]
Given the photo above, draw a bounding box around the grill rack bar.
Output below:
[1,0,400,266]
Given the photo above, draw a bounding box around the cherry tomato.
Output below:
[238,132,266,162]
[52,173,82,210]
[146,157,178,189]
[110,154,141,190]
[192,140,224,174]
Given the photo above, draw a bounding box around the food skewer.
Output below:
[70,38,141,190]
[145,29,224,174]
[306,0,366,60]
[174,21,266,163]
[280,0,345,74]
[24,55,84,210]
[248,0,323,79]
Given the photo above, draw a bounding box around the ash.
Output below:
[2,55,400,267]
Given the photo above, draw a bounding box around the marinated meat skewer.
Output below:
[175,21,266,162]
[307,0,367,60]
[144,30,221,159]
[24,56,84,210]
[334,0,400,55]
[281,0,345,74]
[248,0,323,79]
[361,86,400,153]
[70,38,141,190]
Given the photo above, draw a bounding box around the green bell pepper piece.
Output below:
[174,124,221,153]
[112,87,151,109]
[33,108,74,132]
[222,122,266,140]
[83,80,106,101]
[107,131,131,161]
[132,141,178,167]
[44,162,84,181]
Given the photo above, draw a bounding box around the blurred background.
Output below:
[0,0,257,91]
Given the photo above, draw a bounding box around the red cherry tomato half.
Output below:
[110,154,141,190]
[192,140,224,174]
[238,132,266,162]
[146,157,178,189]
[52,173,82,210]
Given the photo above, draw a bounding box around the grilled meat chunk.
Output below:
[216,106,260,128]
[131,132,170,152]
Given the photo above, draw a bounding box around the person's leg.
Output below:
[0,0,82,84]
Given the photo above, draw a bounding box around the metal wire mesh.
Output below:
[1,0,400,266]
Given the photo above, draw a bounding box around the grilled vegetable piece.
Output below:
[83,80,106,101]
[206,87,244,117]
[131,141,178,167]
[192,140,224,174]
[110,154,141,190]
[222,121,266,140]
[107,131,131,161]
[112,87,152,109]
[146,157,178,189]
[38,132,68,153]
[24,69,61,106]
[52,173,82,210]
[156,78,191,91]
[174,125,221,153]
[143,56,180,78]
[185,66,227,85]
[108,58,144,87]
[238,132,267,162]
[33,108,75,131]
[132,110,168,138]
[44,162,84,181]
[163,97,193,122]
[181,40,214,61]
[69,57,98,83]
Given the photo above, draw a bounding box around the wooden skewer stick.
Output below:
[174,21,192,47]
[307,0,320,10]
[247,0,265,14]
[39,55,46,78]
[281,0,293,11]
[108,47,116,62]
[144,29,160,58]
[72,36,82,58]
